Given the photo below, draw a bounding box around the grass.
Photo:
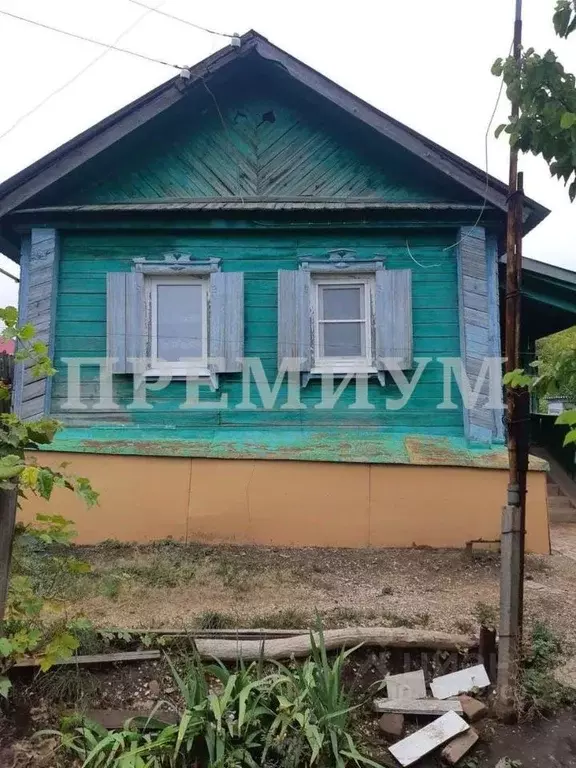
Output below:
[39,621,386,768]
[35,666,101,705]
[196,611,236,630]
[520,621,576,718]
[244,608,310,629]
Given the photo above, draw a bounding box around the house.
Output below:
[0,31,552,552]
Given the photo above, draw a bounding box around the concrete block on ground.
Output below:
[385,669,427,700]
[373,698,463,716]
[458,694,488,722]
[431,664,490,699]
[378,713,404,738]
[388,711,469,767]
[441,727,479,764]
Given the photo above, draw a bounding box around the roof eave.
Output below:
[0,29,549,232]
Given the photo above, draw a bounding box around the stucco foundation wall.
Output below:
[21,453,550,554]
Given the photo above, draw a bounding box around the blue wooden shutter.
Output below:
[209,271,244,373]
[375,269,413,371]
[15,229,59,419]
[277,270,311,371]
[106,272,144,373]
[457,226,494,443]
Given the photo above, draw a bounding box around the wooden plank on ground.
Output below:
[430,664,490,699]
[373,698,463,716]
[103,627,303,639]
[189,628,476,661]
[389,711,469,767]
[15,650,161,668]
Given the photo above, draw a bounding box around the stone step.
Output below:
[549,507,576,523]
[548,495,574,508]
[547,482,561,496]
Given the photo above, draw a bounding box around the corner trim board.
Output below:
[456,226,497,445]
[12,234,30,415]
[16,229,60,420]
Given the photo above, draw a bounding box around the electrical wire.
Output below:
[127,0,235,39]
[0,8,187,71]
[441,41,514,254]
[405,240,441,269]
[0,266,19,283]
[0,1,168,143]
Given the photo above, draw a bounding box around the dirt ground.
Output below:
[3,523,576,767]
[46,523,576,645]
[1,654,575,768]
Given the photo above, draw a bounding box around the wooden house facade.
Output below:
[0,32,550,551]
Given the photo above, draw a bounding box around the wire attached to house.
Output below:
[441,41,513,254]
[0,8,188,71]
[127,0,236,40]
[0,266,19,283]
[0,1,168,143]
[405,240,441,269]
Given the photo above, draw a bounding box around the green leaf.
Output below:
[0,676,12,699]
[555,408,576,426]
[494,123,507,139]
[563,428,576,446]
[18,323,36,341]
[491,58,504,76]
[0,306,18,327]
[36,468,55,500]
[560,111,576,129]
[0,637,13,657]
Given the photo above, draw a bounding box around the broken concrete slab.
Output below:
[378,713,404,739]
[373,698,463,716]
[431,664,490,699]
[388,710,469,767]
[458,694,488,722]
[385,669,427,700]
[441,727,479,764]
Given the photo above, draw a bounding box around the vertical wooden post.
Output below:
[0,351,17,628]
[497,0,529,716]
[0,489,17,628]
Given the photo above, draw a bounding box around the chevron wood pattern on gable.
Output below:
[63,94,469,204]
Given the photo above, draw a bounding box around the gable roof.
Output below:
[0,29,549,258]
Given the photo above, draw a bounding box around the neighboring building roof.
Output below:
[0,30,549,260]
[0,340,15,355]
[500,254,576,340]
[515,255,576,286]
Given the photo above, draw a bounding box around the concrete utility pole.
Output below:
[497,0,530,715]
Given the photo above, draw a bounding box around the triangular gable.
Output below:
[51,87,478,205]
[0,29,549,255]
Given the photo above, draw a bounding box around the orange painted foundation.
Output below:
[21,453,551,554]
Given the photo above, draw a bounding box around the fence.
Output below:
[0,351,14,414]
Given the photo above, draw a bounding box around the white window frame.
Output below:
[145,274,209,377]
[311,274,376,374]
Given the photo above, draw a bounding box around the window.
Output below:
[312,275,375,373]
[146,275,208,374]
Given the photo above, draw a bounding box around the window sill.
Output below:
[310,366,378,376]
[143,368,212,380]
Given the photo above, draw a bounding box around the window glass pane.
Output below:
[321,285,363,320]
[156,284,203,361]
[322,322,364,357]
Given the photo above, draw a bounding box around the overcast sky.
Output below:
[0,0,574,310]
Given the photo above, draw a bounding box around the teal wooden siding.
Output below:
[51,88,476,205]
[51,229,463,434]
